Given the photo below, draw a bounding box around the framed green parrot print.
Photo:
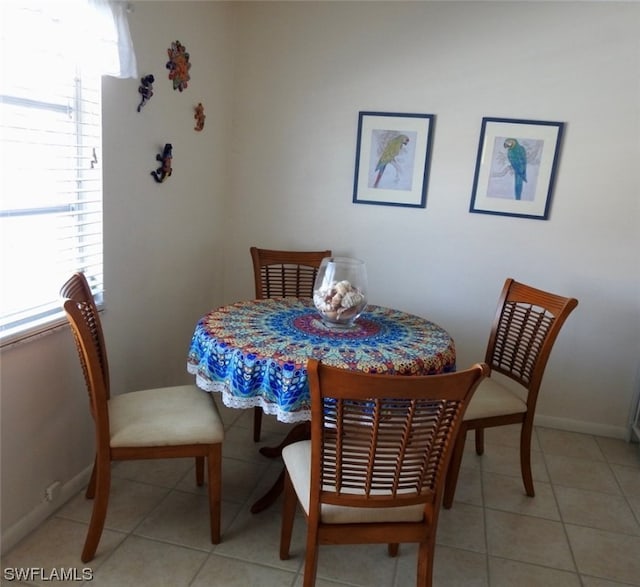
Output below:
[352,111,434,208]
[469,117,564,220]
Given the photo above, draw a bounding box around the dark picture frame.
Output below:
[469,117,564,220]
[352,111,434,208]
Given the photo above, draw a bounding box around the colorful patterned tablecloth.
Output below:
[187,298,456,423]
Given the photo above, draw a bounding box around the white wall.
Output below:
[101,1,234,394]
[1,0,639,554]
[0,1,234,552]
[224,1,640,438]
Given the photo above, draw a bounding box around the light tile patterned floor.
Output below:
[3,396,640,586]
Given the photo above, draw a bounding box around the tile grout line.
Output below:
[594,435,640,531]
[537,426,586,586]
[478,443,493,587]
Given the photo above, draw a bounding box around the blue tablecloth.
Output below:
[187,298,456,423]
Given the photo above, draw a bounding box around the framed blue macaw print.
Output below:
[469,117,564,220]
[352,111,434,208]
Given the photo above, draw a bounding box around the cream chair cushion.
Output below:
[283,440,426,524]
[463,377,527,421]
[109,385,224,447]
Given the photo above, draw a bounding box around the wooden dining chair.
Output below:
[443,278,578,509]
[280,358,488,587]
[249,246,331,441]
[60,272,224,562]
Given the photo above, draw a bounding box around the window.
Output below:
[0,1,136,346]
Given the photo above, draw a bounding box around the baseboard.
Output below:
[535,414,631,441]
[1,465,92,556]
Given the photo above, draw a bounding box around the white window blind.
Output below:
[0,4,103,345]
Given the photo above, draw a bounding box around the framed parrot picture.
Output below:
[352,111,434,208]
[469,117,565,220]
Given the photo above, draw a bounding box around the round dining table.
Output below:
[187,297,457,423]
[187,297,456,512]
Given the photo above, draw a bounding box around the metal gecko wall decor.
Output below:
[194,103,205,131]
[136,74,155,112]
[150,143,173,183]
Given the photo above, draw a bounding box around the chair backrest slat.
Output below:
[308,359,488,510]
[60,272,111,443]
[486,279,578,399]
[251,246,331,299]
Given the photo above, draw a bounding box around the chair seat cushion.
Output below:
[283,440,425,524]
[463,377,527,421]
[109,385,224,447]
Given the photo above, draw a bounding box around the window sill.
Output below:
[0,304,104,350]
[0,313,70,350]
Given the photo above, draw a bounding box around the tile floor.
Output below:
[3,396,640,587]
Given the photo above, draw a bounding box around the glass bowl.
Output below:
[313,257,368,328]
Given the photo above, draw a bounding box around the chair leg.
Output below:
[416,540,433,587]
[279,472,297,560]
[388,543,399,557]
[208,445,222,544]
[81,457,111,563]
[195,456,205,486]
[302,525,320,587]
[253,406,263,442]
[520,422,535,497]
[85,456,97,499]
[443,427,466,509]
[474,427,485,455]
